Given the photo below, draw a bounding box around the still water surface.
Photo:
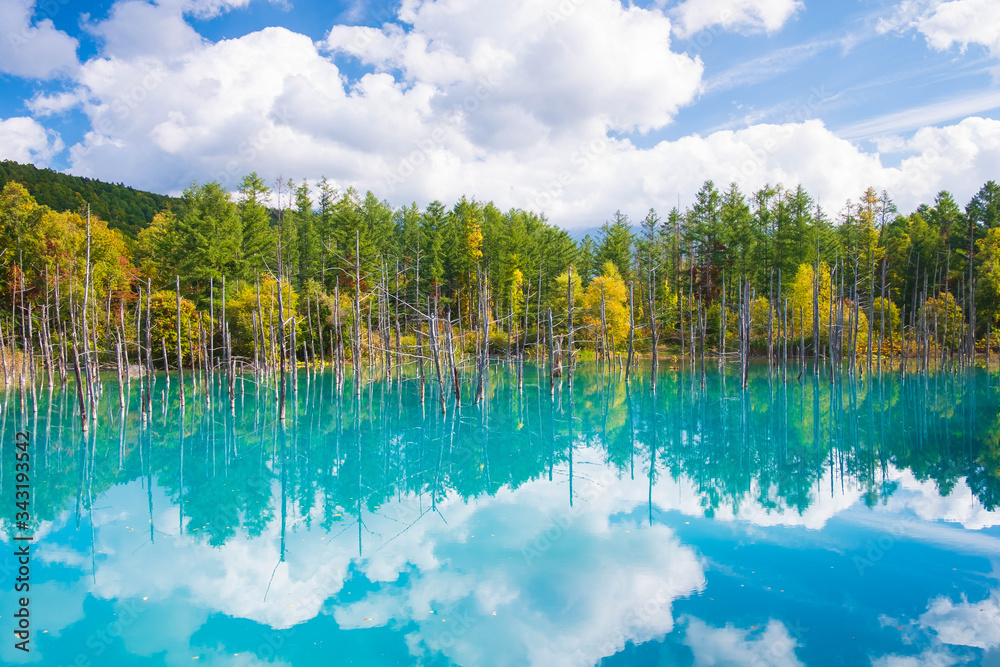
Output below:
[1,363,998,666]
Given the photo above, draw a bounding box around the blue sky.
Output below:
[1,0,999,228]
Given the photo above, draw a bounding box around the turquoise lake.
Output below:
[1,363,998,666]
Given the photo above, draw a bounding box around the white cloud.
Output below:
[671,0,803,38]
[0,0,78,79]
[334,511,705,667]
[920,589,1000,650]
[27,89,85,117]
[682,616,805,667]
[327,0,704,135]
[885,116,1000,205]
[0,116,65,165]
[870,645,969,667]
[62,26,357,191]
[882,468,1000,530]
[26,451,707,667]
[184,0,255,19]
[836,90,1000,140]
[878,0,1000,58]
[23,0,1000,227]
[918,0,1000,55]
[871,586,1000,666]
[82,0,294,61]
[85,1,206,59]
[0,579,88,664]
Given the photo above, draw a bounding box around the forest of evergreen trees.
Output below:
[1,167,999,389]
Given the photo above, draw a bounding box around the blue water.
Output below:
[1,363,998,666]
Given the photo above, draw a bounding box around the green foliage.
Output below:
[721,183,754,280]
[0,183,135,303]
[147,290,199,362]
[928,190,965,251]
[749,296,775,346]
[872,297,901,340]
[919,292,965,349]
[977,228,1000,328]
[295,180,319,286]
[596,211,633,281]
[135,211,180,284]
[5,164,1000,362]
[966,181,1000,231]
[175,181,242,294]
[577,234,597,284]
[226,276,299,357]
[551,267,584,331]
[237,172,274,279]
[773,185,817,289]
[0,160,178,238]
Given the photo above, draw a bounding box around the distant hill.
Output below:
[564,225,603,242]
[0,160,179,238]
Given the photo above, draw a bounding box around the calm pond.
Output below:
[1,363,998,666]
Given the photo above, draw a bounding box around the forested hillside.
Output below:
[0,160,179,238]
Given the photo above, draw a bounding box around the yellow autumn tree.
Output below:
[509,267,525,319]
[872,297,900,340]
[467,222,483,264]
[147,290,199,363]
[789,262,832,345]
[0,183,134,299]
[0,182,43,271]
[583,261,629,352]
[837,299,871,356]
[856,187,885,293]
[977,228,1000,330]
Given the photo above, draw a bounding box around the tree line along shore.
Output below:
[0,168,998,423]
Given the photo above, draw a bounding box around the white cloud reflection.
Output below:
[3,442,997,665]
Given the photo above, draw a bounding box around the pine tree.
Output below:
[596,210,633,281]
[237,173,273,280]
[295,180,317,287]
[176,181,241,294]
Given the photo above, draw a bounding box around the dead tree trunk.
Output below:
[176,276,185,407]
[626,280,634,381]
[567,266,575,387]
